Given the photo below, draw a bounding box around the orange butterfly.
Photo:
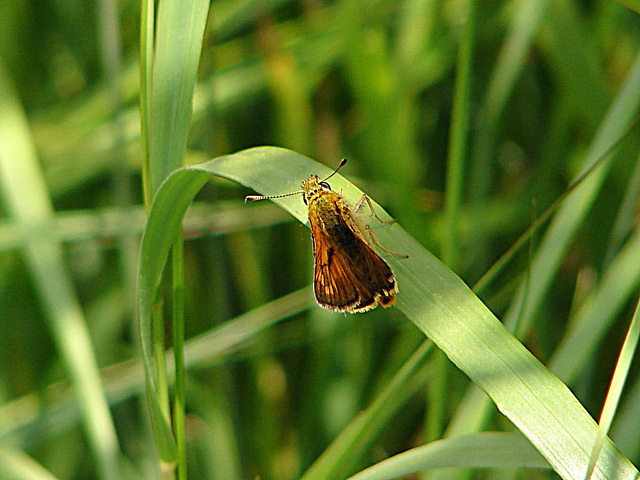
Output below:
[246,159,406,313]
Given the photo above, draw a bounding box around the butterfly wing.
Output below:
[310,198,397,313]
[312,225,365,311]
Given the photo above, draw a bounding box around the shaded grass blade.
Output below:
[301,341,433,480]
[616,0,640,14]
[147,0,210,197]
[1,287,311,445]
[469,0,551,200]
[549,226,640,384]
[504,48,640,337]
[431,0,477,444]
[139,0,210,465]
[0,61,122,480]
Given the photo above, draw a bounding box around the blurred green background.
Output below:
[1,0,640,478]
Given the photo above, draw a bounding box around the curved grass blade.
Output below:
[138,170,210,460]
[139,146,638,479]
[139,0,210,466]
[346,432,549,480]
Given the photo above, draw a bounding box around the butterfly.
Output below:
[246,159,406,313]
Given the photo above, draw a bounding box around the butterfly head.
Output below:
[301,175,332,205]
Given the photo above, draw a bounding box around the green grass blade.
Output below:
[139,146,638,480]
[0,446,59,480]
[604,149,640,266]
[610,374,640,461]
[140,0,210,464]
[616,0,640,14]
[139,0,154,206]
[469,0,551,200]
[549,227,640,384]
[443,0,475,269]
[147,0,210,197]
[429,46,640,474]
[1,287,311,446]
[301,341,433,480]
[345,433,549,480]
[172,233,187,480]
[428,0,477,446]
[585,296,640,479]
[0,62,122,480]
[138,175,210,462]
[504,47,640,336]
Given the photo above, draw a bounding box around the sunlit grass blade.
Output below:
[139,146,638,479]
[345,432,550,480]
[0,446,59,480]
[427,46,640,478]
[585,295,640,479]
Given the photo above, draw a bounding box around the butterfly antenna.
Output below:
[245,159,347,202]
[322,158,347,183]
[244,189,303,203]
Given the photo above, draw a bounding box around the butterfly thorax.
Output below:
[302,177,367,255]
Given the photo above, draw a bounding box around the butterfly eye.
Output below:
[319,181,331,189]
[302,193,308,205]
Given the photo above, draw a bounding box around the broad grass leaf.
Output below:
[138,146,638,479]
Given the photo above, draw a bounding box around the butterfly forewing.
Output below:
[310,194,397,313]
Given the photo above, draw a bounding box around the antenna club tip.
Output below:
[339,158,348,167]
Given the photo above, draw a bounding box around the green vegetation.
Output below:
[1,0,640,479]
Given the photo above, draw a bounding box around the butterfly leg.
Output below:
[363,225,408,258]
[354,194,396,224]
[353,194,407,257]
